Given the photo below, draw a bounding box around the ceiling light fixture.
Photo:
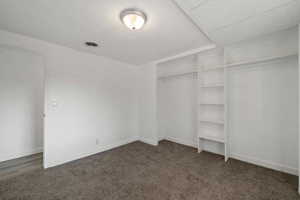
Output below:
[120,9,147,30]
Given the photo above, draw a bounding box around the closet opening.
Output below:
[0,45,45,179]
[156,28,298,176]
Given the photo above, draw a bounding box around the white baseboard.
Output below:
[44,134,298,176]
[139,137,158,146]
[164,136,197,148]
[0,147,43,163]
[230,153,298,176]
[158,136,165,142]
[44,137,138,168]
[164,136,223,156]
[163,136,298,176]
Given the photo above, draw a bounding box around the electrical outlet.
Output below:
[96,139,99,145]
[51,99,58,108]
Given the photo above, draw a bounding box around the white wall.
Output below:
[0,30,139,168]
[137,63,158,146]
[158,75,197,145]
[0,46,44,162]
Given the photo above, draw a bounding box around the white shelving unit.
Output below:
[197,48,229,162]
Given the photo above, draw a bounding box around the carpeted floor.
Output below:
[0,140,299,200]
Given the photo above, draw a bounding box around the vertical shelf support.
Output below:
[196,48,229,162]
[224,49,229,162]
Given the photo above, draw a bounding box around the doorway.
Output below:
[0,45,45,177]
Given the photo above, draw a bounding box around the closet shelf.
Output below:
[201,66,225,72]
[199,103,224,106]
[198,135,225,143]
[199,119,224,125]
[195,63,224,71]
[225,53,297,68]
[200,83,224,88]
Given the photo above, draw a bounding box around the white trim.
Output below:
[154,44,216,64]
[165,136,224,156]
[164,136,197,148]
[231,153,298,176]
[163,137,298,176]
[44,137,138,168]
[139,137,158,146]
[0,147,43,163]
[158,136,165,142]
[298,24,300,194]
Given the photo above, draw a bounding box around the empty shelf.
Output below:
[200,83,224,88]
[199,119,224,125]
[199,103,224,106]
[198,135,225,143]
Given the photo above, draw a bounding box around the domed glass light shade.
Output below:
[120,9,147,30]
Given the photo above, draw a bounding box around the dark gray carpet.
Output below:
[0,140,299,200]
[0,153,42,181]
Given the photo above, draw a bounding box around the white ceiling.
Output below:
[174,0,300,44]
[0,0,212,65]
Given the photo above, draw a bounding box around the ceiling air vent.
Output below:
[85,42,98,47]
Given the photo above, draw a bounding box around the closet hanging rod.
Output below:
[157,71,197,80]
[158,53,297,80]
[225,53,297,68]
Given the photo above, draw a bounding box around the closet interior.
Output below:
[157,27,299,175]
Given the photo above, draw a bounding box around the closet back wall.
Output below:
[157,56,197,145]
[228,57,298,174]
[226,27,298,175]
